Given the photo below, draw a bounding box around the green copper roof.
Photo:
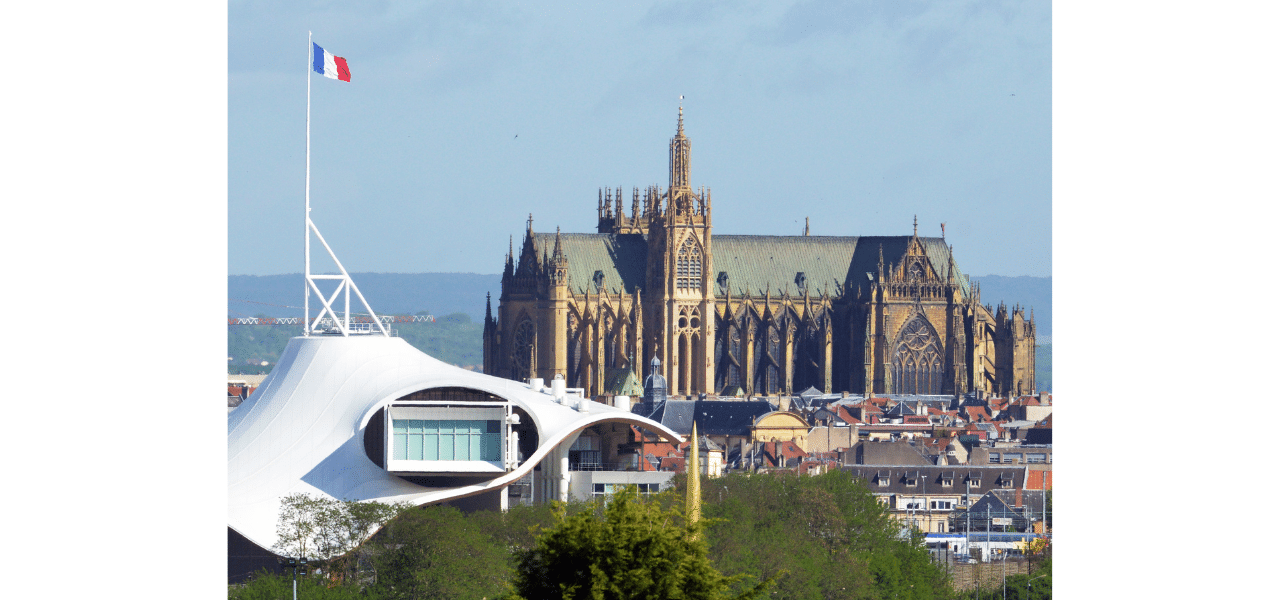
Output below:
[532,233,648,295]
[531,232,970,301]
[602,367,644,397]
[713,235,970,300]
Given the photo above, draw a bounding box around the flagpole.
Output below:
[304,31,312,336]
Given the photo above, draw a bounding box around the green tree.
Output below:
[272,493,405,583]
[274,493,325,559]
[509,487,773,600]
[369,504,510,600]
[699,471,951,600]
[229,570,368,600]
[975,557,1051,600]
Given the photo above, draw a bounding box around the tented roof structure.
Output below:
[228,334,681,555]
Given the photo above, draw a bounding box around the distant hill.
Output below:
[228,313,483,374]
[230,273,1048,334]
[228,272,1050,388]
[228,273,501,321]
[967,275,1051,342]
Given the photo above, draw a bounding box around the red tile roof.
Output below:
[660,456,686,472]
[1026,469,1053,490]
[836,405,863,425]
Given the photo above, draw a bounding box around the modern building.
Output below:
[228,333,681,580]
[483,108,1036,399]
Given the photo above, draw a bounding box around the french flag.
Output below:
[312,42,351,82]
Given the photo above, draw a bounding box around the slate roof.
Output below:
[844,465,1019,496]
[530,233,972,299]
[851,440,933,466]
[965,490,1048,520]
[635,399,774,437]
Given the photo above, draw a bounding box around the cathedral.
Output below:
[483,109,1036,399]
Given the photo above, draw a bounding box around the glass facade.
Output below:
[392,419,502,462]
[593,483,660,497]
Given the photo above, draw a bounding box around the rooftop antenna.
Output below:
[304,32,387,337]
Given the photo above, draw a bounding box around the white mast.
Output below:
[305,31,311,337]
[303,32,388,338]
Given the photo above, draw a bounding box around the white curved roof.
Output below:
[228,334,680,552]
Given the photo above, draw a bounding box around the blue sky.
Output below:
[11,3,1279,592]
[230,0,1051,277]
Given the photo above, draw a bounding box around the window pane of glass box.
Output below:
[394,432,407,460]
[424,434,438,460]
[408,434,423,460]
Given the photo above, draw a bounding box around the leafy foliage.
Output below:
[973,557,1051,600]
[699,470,951,600]
[510,488,774,600]
[272,493,405,584]
[368,504,511,600]
[229,570,368,600]
[243,475,963,600]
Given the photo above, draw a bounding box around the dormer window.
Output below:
[592,270,605,291]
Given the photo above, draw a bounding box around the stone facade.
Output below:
[484,109,1036,398]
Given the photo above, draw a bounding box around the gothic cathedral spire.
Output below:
[670,105,691,193]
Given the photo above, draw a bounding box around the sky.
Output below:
[229,0,1051,278]
[10,3,1280,595]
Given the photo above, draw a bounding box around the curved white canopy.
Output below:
[229,335,680,552]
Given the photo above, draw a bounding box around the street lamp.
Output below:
[282,556,308,600]
[1024,572,1049,599]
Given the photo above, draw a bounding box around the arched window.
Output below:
[676,237,702,290]
[567,319,583,387]
[603,314,616,369]
[891,315,943,395]
[794,324,822,392]
[512,319,535,381]
[755,325,780,395]
[728,324,742,389]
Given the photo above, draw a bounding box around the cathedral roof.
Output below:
[528,232,971,299]
[714,235,969,299]
[531,232,648,294]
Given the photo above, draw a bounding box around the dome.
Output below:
[643,356,668,404]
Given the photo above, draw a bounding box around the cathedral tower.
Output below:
[645,105,714,397]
